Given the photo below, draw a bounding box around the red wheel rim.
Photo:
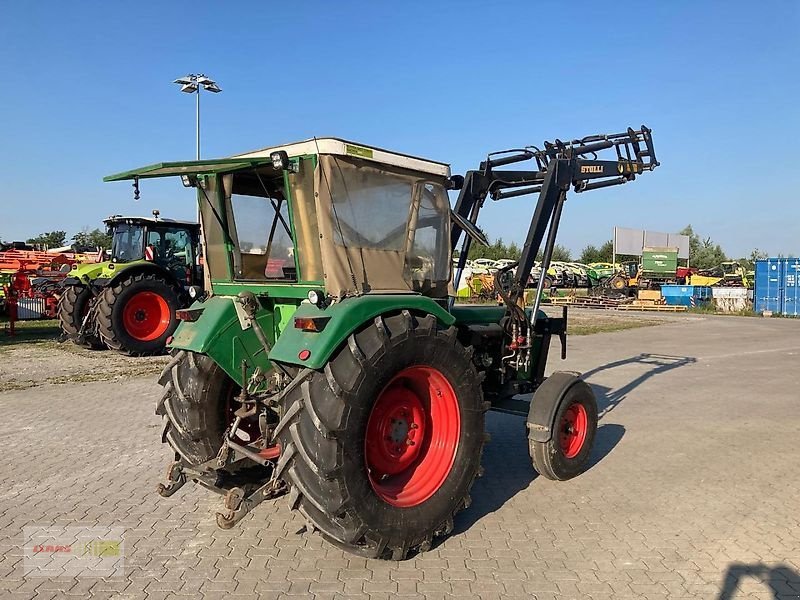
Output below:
[122,291,170,341]
[365,366,460,508]
[559,402,588,459]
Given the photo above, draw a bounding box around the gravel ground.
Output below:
[0,324,168,392]
[1,312,799,599]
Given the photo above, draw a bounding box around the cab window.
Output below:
[146,227,194,282]
[225,168,296,281]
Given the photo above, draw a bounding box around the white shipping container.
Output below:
[712,287,750,312]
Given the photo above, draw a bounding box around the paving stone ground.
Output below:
[1,313,799,599]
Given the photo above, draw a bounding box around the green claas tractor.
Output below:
[58,214,201,354]
[104,127,658,559]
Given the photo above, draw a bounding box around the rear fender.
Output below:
[527,372,593,443]
[105,261,181,288]
[168,295,273,386]
[169,294,455,387]
[269,295,456,370]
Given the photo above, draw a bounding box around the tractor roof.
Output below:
[104,215,199,229]
[104,138,450,182]
[235,138,451,178]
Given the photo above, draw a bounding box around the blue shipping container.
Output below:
[754,258,800,315]
[660,285,712,307]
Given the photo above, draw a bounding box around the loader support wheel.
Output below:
[57,285,103,349]
[274,312,487,560]
[96,273,179,355]
[530,382,598,481]
[157,350,239,465]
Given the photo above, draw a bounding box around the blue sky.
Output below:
[1,1,798,257]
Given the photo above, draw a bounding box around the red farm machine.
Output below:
[0,249,100,334]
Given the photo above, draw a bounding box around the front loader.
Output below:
[105,128,658,559]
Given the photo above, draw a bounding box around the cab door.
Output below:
[146,227,195,286]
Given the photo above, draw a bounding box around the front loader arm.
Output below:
[449,126,658,379]
[451,126,658,309]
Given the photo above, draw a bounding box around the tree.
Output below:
[739,249,768,272]
[73,228,112,251]
[679,225,727,270]
[533,244,571,262]
[26,231,67,248]
[598,240,614,263]
[551,244,573,262]
[579,240,613,264]
[464,234,572,263]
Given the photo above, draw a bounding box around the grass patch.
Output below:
[686,306,759,317]
[0,318,61,348]
[568,319,662,336]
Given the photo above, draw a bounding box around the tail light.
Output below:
[176,308,204,322]
[293,316,330,332]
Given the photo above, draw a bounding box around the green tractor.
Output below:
[105,128,658,559]
[58,213,202,354]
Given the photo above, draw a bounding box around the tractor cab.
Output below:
[620,260,639,279]
[104,140,454,300]
[105,215,200,284]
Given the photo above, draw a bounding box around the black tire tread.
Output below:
[274,311,487,560]
[157,350,230,465]
[530,379,598,481]
[57,285,104,349]
[96,272,177,356]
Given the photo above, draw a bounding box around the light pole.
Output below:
[172,74,222,160]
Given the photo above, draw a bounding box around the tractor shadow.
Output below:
[717,562,800,599]
[452,420,625,536]
[582,353,697,420]
[452,353,696,537]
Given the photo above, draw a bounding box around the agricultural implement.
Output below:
[58,214,202,354]
[0,249,89,334]
[691,261,751,288]
[105,127,658,559]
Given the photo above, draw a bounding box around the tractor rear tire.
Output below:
[530,381,597,481]
[157,350,238,465]
[57,285,104,349]
[273,311,487,560]
[96,273,180,356]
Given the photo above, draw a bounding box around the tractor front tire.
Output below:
[530,380,598,481]
[57,285,104,349]
[96,273,180,355]
[274,311,487,560]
